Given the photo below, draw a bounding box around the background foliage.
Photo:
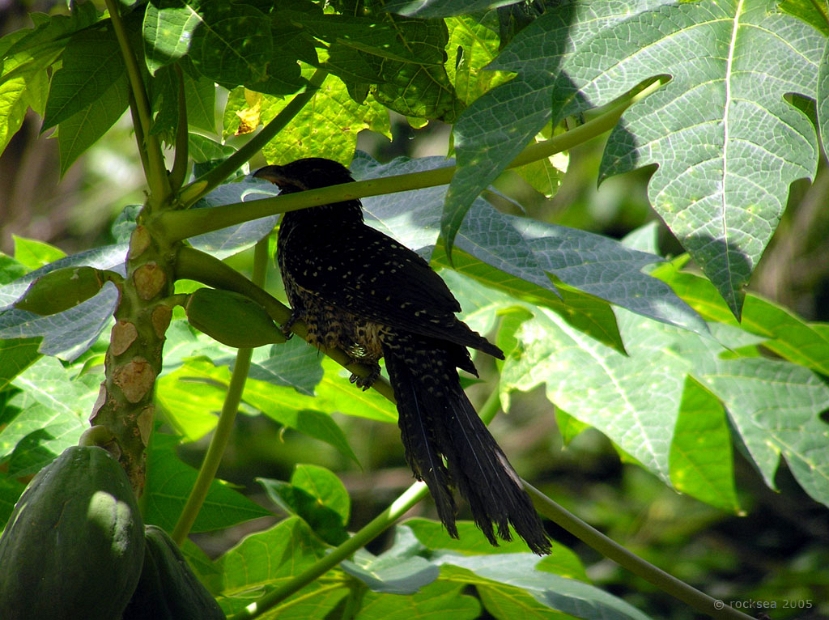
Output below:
[1,0,829,618]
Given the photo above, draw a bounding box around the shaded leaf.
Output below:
[259,464,350,545]
[0,283,119,360]
[301,9,462,121]
[144,432,272,532]
[42,24,125,130]
[384,0,524,18]
[669,376,739,512]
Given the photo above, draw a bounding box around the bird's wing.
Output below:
[282,223,500,356]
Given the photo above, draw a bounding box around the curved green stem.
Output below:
[171,239,269,545]
[128,94,151,183]
[178,69,329,208]
[229,481,430,620]
[103,0,170,202]
[159,75,666,243]
[524,483,754,620]
[230,387,495,619]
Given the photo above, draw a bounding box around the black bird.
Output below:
[254,158,550,554]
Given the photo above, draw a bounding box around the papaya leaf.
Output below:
[446,0,823,318]
[501,300,829,509]
[41,24,125,131]
[214,517,336,615]
[144,431,271,533]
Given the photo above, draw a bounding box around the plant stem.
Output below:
[524,483,755,620]
[231,386,501,619]
[171,239,269,545]
[177,69,329,208]
[159,76,666,242]
[229,481,430,620]
[103,0,170,202]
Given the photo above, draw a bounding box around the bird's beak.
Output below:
[252,165,286,185]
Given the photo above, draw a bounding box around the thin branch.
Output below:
[103,0,170,201]
[171,239,270,545]
[228,481,430,620]
[525,483,755,620]
[158,76,667,243]
[177,69,330,208]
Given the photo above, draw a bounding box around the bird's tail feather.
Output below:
[390,359,458,534]
[383,333,551,555]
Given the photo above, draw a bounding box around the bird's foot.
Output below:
[349,363,380,390]
[280,314,299,339]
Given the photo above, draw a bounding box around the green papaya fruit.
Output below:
[122,525,225,620]
[0,445,145,620]
[185,287,285,348]
[14,266,104,315]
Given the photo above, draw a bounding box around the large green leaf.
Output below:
[214,517,337,616]
[143,432,272,533]
[501,299,829,508]
[41,24,125,131]
[0,3,99,156]
[695,355,829,504]
[446,0,823,317]
[299,9,462,121]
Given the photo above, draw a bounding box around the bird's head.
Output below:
[253,158,355,193]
